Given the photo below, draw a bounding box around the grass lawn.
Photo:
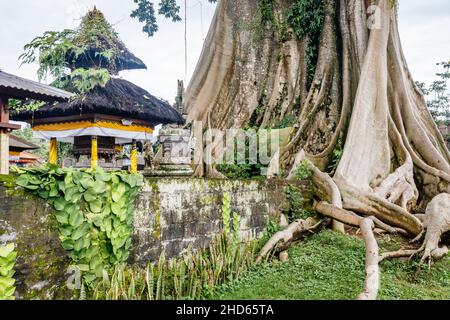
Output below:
[213,230,450,300]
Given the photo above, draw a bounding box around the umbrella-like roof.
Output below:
[66,8,147,74]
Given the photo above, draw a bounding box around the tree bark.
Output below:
[186,0,450,296]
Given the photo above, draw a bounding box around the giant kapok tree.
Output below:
[184,0,450,299]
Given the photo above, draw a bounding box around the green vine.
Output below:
[285,184,314,221]
[221,193,241,245]
[13,165,143,286]
[69,68,111,94]
[258,0,276,26]
[0,244,17,300]
[293,160,313,180]
[286,0,325,87]
[327,138,343,174]
[19,9,126,99]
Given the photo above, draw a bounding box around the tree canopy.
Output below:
[130,0,217,37]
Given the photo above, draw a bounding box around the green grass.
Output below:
[213,231,450,300]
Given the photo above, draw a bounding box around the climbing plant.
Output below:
[13,165,143,286]
[293,160,313,180]
[0,244,17,300]
[286,0,325,86]
[221,192,241,244]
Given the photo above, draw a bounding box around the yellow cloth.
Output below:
[130,148,138,174]
[49,138,57,165]
[91,137,98,168]
[33,121,153,134]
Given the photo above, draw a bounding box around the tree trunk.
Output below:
[186,0,450,295]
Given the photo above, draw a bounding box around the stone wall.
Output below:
[131,178,305,264]
[0,175,311,298]
[0,175,70,300]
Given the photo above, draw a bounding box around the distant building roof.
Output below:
[10,134,39,151]
[9,151,43,165]
[0,71,74,102]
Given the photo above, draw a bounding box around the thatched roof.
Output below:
[66,8,146,74]
[12,78,185,126]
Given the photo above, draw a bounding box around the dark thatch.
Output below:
[12,78,185,126]
[66,48,147,73]
[66,8,147,74]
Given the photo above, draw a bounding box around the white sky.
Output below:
[0,0,449,104]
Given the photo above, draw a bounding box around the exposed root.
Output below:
[418,193,450,263]
[279,251,289,262]
[289,150,345,233]
[379,249,418,262]
[256,217,327,264]
[356,218,380,300]
[315,201,361,227]
[336,181,423,236]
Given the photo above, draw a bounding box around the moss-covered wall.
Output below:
[0,175,312,298]
[0,175,71,300]
[131,178,311,264]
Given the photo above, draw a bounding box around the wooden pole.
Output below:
[130,139,138,174]
[0,96,10,174]
[91,136,98,169]
[0,130,8,174]
[49,138,58,165]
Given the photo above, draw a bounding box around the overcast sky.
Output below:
[0,0,449,104]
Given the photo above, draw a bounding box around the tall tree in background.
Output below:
[185,0,450,297]
[417,62,450,125]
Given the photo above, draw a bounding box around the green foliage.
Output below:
[0,244,17,300]
[265,220,282,237]
[258,0,276,25]
[216,128,268,180]
[215,231,450,300]
[221,193,241,245]
[130,0,217,37]
[70,68,110,94]
[273,115,295,129]
[221,193,232,237]
[285,184,315,221]
[92,236,256,300]
[8,100,46,113]
[12,165,143,286]
[19,29,78,81]
[293,160,313,180]
[286,0,325,87]
[327,138,343,174]
[91,222,255,300]
[244,0,290,47]
[217,163,253,180]
[418,61,450,125]
[20,8,123,95]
